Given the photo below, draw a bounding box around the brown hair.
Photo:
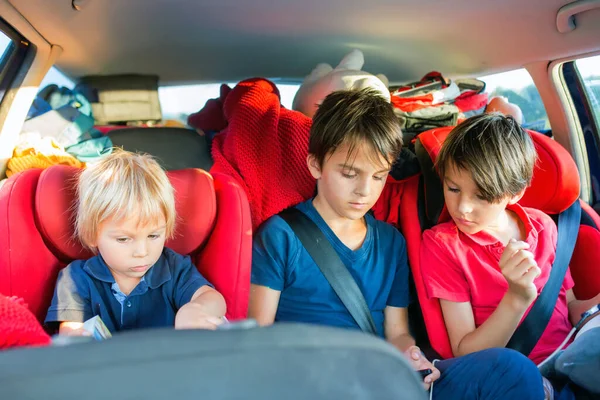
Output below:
[436,113,537,202]
[309,88,403,169]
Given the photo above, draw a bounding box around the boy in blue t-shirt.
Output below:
[45,150,226,335]
[250,89,545,399]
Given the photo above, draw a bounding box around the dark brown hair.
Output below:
[436,113,537,203]
[309,88,403,169]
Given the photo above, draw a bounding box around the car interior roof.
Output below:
[10,0,600,85]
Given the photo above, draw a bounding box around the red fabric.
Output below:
[0,295,51,350]
[0,165,251,323]
[418,127,580,215]
[570,223,600,300]
[421,204,574,364]
[196,172,252,320]
[0,169,63,322]
[194,78,315,229]
[187,84,232,133]
[395,126,587,359]
[94,125,134,135]
[35,166,218,258]
[454,91,488,113]
[391,93,438,113]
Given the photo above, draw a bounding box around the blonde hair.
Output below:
[75,149,176,250]
[436,113,537,203]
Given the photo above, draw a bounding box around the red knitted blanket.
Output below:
[0,295,51,350]
[189,78,316,230]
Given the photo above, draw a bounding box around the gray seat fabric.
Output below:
[0,324,427,400]
[107,127,213,171]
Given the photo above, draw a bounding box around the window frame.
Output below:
[0,17,31,105]
[562,59,600,210]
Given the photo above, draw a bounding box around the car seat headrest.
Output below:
[35,166,217,262]
[418,126,580,214]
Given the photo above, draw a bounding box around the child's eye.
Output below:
[342,173,357,179]
[476,194,486,201]
[373,175,384,181]
[148,234,161,240]
[447,187,460,193]
[116,237,129,243]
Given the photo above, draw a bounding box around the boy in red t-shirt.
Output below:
[420,113,600,395]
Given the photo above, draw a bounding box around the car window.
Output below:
[479,69,550,131]
[575,55,600,125]
[0,31,12,64]
[159,82,300,125]
[39,66,75,90]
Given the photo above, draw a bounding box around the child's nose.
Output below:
[354,177,372,197]
[133,241,149,257]
[457,197,473,214]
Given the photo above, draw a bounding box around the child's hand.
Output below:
[499,239,541,306]
[403,345,441,391]
[175,302,224,330]
[59,321,92,336]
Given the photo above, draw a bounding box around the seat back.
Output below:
[107,127,213,171]
[0,165,251,322]
[400,126,600,358]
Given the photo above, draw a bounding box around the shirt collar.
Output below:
[463,203,540,247]
[83,250,172,289]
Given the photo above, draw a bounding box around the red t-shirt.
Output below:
[421,203,574,364]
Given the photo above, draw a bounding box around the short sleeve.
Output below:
[251,216,300,291]
[420,229,470,302]
[169,251,212,309]
[387,233,410,307]
[45,262,93,324]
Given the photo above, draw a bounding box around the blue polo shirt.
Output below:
[252,199,410,337]
[45,247,211,333]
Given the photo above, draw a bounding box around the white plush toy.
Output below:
[292,49,390,118]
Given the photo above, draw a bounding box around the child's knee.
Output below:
[486,348,540,378]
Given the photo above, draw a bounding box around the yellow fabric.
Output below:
[7,135,84,177]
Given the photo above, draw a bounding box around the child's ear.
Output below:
[508,188,527,205]
[307,154,322,179]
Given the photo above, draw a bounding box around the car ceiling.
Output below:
[9,0,600,85]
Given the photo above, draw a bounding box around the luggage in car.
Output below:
[0,323,426,400]
[75,74,162,125]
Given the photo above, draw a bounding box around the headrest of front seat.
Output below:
[107,127,213,171]
[34,165,216,262]
[418,126,580,214]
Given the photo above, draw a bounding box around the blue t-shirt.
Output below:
[45,247,211,332]
[252,199,410,337]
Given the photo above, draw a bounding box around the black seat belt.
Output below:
[506,199,581,355]
[279,208,378,335]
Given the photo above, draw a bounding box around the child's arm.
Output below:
[175,286,226,330]
[248,284,281,326]
[384,306,440,389]
[566,289,600,326]
[441,239,541,356]
[46,262,94,335]
[248,216,295,326]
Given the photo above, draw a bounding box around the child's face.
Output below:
[443,164,518,235]
[308,141,391,221]
[92,214,167,282]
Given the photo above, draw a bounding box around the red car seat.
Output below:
[401,126,600,359]
[0,165,252,323]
